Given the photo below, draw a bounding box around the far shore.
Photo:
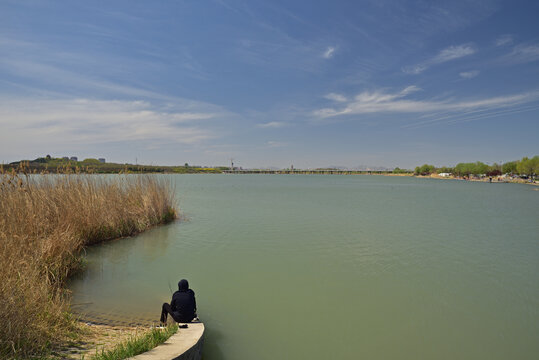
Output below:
[410,173,539,185]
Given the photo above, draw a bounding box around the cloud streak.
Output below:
[0,98,228,151]
[266,140,287,148]
[324,93,347,102]
[503,43,539,64]
[459,70,479,79]
[495,34,513,47]
[0,56,173,101]
[403,44,476,74]
[313,85,539,127]
[323,46,336,59]
[257,121,289,128]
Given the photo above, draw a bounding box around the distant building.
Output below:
[439,173,452,177]
[70,156,78,161]
[62,156,69,160]
[98,158,106,163]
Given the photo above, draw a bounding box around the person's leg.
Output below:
[170,313,184,323]
[160,303,173,324]
[175,314,195,323]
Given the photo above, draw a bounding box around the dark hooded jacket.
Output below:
[170,279,197,322]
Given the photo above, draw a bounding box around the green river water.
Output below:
[68,174,539,359]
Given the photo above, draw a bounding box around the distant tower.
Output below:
[291,164,294,170]
[230,158,234,171]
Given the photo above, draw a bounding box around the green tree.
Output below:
[436,166,453,174]
[454,163,468,176]
[393,167,410,174]
[454,162,487,176]
[517,156,539,176]
[474,161,489,175]
[516,157,531,175]
[532,156,539,176]
[502,161,517,174]
[415,164,435,175]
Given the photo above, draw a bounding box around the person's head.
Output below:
[178,279,189,292]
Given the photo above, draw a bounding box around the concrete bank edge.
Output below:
[129,322,204,360]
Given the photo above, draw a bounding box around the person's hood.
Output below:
[178,279,189,292]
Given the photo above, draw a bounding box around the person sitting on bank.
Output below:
[160,279,197,325]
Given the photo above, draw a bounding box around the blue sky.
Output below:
[1,0,538,169]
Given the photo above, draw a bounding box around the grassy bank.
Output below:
[88,325,178,360]
[0,168,177,358]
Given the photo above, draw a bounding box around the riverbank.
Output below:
[58,323,178,360]
[3,157,226,174]
[414,173,539,185]
[60,324,152,359]
[0,169,177,358]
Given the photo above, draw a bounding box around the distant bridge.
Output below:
[222,169,393,175]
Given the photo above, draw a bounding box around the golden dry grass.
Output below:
[0,167,177,358]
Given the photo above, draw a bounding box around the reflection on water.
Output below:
[68,175,539,360]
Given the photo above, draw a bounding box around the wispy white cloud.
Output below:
[495,34,513,47]
[404,103,539,129]
[0,34,208,99]
[323,46,336,59]
[403,64,427,75]
[403,44,476,74]
[313,85,539,127]
[236,37,329,72]
[0,56,170,100]
[0,98,227,152]
[228,4,335,73]
[399,85,422,96]
[503,43,539,64]
[433,45,476,63]
[459,70,479,79]
[257,121,288,128]
[324,93,347,102]
[266,141,286,148]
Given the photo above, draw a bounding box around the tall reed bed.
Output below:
[0,169,177,358]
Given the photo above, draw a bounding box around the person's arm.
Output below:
[193,292,197,313]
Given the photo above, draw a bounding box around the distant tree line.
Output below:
[392,167,410,174]
[4,156,225,174]
[407,156,538,177]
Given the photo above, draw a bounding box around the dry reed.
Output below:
[0,167,177,358]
